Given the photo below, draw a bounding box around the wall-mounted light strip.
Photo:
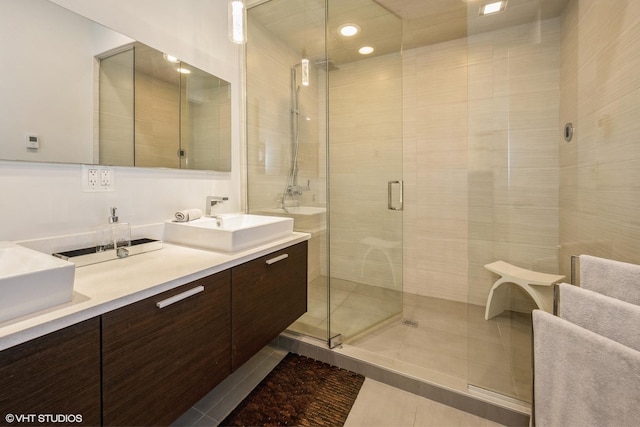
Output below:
[479,1,507,16]
[228,0,247,44]
[301,58,310,86]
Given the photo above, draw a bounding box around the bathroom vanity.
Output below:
[0,318,101,425]
[101,271,232,426]
[0,237,308,426]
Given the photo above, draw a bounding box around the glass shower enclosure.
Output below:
[245,0,403,345]
[245,0,640,410]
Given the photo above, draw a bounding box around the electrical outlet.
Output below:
[88,168,99,190]
[82,165,99,192]
[101,169,112,186]
[82,165,115,192]
[99,167,115,191]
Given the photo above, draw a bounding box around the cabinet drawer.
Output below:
[231,241,307,370]
[0,318,101,427]
[102,271,231,426]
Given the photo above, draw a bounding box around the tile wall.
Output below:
[248,0,640,310]
[246,19,323,211]
[328,55,404,289]
[405,18,561,306]
[403,37,470,301]
[245,18,325,282]
[467,19,562,308]
[248,11,564,307]
[559,0,640,277]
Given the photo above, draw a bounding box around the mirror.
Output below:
[99,42,232,170]
[0,0,231,172]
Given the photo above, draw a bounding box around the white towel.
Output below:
[558,283,640,351]
[533,310,640,427]
[580,254,640,305]
[174,208,202,222]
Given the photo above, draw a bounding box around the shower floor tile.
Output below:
[290,276,533,404]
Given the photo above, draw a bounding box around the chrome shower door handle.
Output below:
[388,180,403,211]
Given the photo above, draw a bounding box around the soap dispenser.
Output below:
[96,207,131,252]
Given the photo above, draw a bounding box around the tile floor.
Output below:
[289,276,533,402]
[345,379,505,427]
[172,345,507,427]
[171,346,288,426]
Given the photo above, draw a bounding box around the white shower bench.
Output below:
[484,261,565,320]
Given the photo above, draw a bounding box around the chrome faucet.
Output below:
[205,196,228,216]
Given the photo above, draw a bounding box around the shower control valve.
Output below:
[288,179,311,195]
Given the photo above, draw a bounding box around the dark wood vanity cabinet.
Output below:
[101,271,231,427]
[0,318,101,427]
[231,241,308,370]
[0,240,307,426]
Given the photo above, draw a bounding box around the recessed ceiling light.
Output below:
[339,24,360,37]
[480,1,507,16]
[177,67,191,74]
[358,46,374,55]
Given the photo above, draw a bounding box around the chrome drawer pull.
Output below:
[156,285,204,309]
[266,254,288,265]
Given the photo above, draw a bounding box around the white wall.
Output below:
[0,0,242,244]
[0,1,134,164]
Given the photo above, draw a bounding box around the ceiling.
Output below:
[378,0,570,49]
[248,0,571,66]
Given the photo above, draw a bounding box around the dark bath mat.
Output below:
[219,353,365,426]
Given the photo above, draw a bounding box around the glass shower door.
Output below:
[466,0,562,403]
[327,0,403,344]
[246,0,330,341]
[246,0,403,346]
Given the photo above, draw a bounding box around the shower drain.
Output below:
[401,319,419,328]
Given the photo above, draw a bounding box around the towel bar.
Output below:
[570,254,579,285]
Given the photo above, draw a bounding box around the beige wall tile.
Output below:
[248,0,640,314]
[560,0,640,276]
[404,17,561,304]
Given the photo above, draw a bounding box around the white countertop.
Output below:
[0,232,309,351]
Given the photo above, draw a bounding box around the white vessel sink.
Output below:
[0,242,75,323]
[164,214,294,253]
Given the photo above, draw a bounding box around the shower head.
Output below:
[315,59,339,71]
[291,60,309,87]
